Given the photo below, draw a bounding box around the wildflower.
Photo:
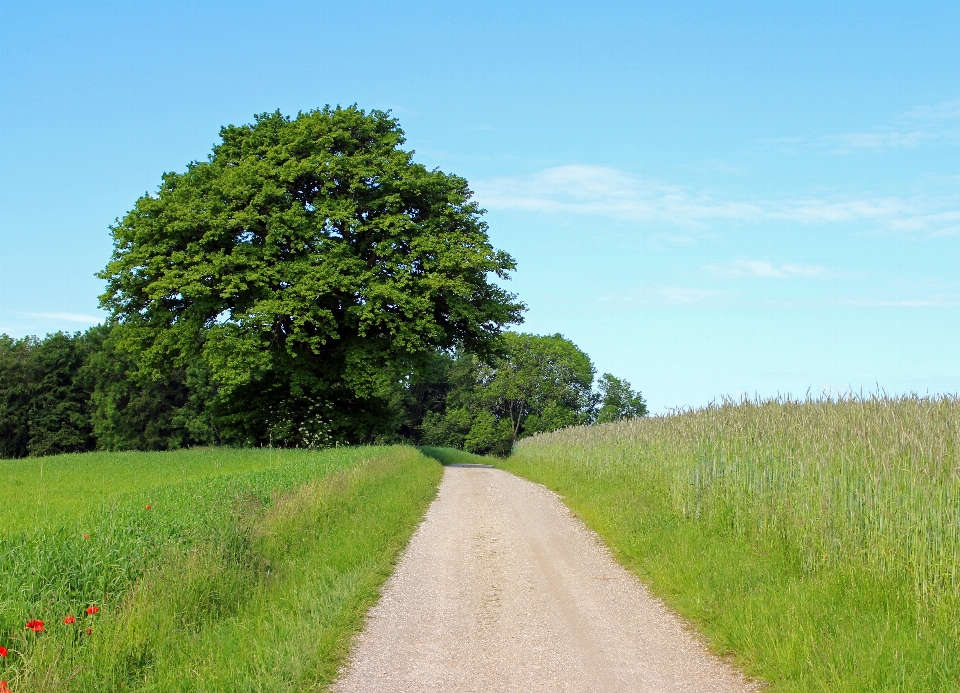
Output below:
[86,606,99,615]
[0,646,7,657]
[63,616,76,625]
[83,533,90,540]
[145,504,152,510]
[0,680,9,692]
[25,620,44,633]
[86,628,92,635]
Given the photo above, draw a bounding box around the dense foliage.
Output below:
[420,333,598,455]
[0,331,98,458]
[97,106,523,445]
[0,329,646,457]
[595,373,649,422]
[1,106,647,458]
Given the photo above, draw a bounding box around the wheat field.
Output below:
[504,395,960,691]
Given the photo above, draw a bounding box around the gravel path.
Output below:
[333,464,757,693]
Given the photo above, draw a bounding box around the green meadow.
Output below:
[499,395,960,693]
[0,446,442,691]
[4,397,957,691]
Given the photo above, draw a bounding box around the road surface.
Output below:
[333,464,756,693]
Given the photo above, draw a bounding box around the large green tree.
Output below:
[98,106,523,444]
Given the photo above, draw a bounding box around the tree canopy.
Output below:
[421,333,597,455]
[0,107,651,459]
[97,106,524,444]
[595,373,648,423]
[0,332,97,458]
[0,328,649,458]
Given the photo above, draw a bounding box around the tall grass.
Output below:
[0,446,442,691]
[501,394,960,692]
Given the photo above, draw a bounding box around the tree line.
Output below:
[1,106,646,459]
[0,328,645,458]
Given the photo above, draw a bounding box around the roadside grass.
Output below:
[0,446,442,691]
[499,395,960,693]
[418,446,493,466]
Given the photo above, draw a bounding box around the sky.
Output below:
[1,0,958,413]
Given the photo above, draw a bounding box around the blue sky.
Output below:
[1,1,958,412]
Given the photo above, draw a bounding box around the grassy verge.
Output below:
[498,396,959,692]
[418,446,492,466]
[0,446,442,691]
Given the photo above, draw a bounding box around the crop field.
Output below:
[500,395,960,692]
[0,446,442,691]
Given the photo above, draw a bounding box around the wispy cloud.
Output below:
[837,298,952,308]
[476,165,764,228]
[900,99,960,124]
[654,286,727,305]
[889,209,960,236]
[763,292,959,309]
[759,99,960,154]
[22,312,103,323]
[826,130,934,151]
[705,260,831,279]
[595,285,958,310]
[824,98,960,153]
[598,285,733,308]
[474,164,960,235]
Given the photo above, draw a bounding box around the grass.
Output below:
[1,447,306,534]
[418,446,492,466]
[0,445,442,691]
[499,394,960,693]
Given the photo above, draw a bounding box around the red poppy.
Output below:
[145,504,151,510]
[25,620,44,633]
[86,628,92,635]
[86,606,99,615]
[63,615,76,625]
[83,533,90,540]
[0,645,7,657]
[0,680,9,692]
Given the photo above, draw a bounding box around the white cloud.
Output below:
[654,287,727,305]
[825,98,960,152]
[595,285,957,311]
[888,209,960,235]
[900,99,960,124]
[598,285,731,308]
[705,260,830,279]
[758,99,960,154]
[837,298,951,308]
[474,164,960,235]
[826,130,933,151]
[932,226,960,237]
[475,165,765,229]
[24,312,102,324]
[770,196,910,223]
[765,293,958,309]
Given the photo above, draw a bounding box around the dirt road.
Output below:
[333,464,756,693]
